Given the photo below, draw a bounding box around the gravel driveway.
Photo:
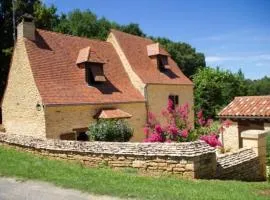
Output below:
[0,177,123,200]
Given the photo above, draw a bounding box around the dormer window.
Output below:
[85,63,106,85]
[76,46,106,85]
[157,55,170,71]
[147,43,170,72]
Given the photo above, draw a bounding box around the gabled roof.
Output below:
[111,29,193,85]
[218,96,270,119]
[24,29,144,105]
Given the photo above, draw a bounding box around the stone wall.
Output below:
[221,122,239,151]
[216,148,261,181]
[45,102,146,141]
[146,84,194,127]
[0,133,216,179]
[0,132,266,181]
[1,38,46,138]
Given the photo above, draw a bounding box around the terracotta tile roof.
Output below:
[218,96,270,118]
[97,108,132,119]
[147,43,169,56]
[111,29,193,85]
[24,29,145,105]
[76,46,105,65]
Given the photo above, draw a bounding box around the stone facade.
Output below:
[1,22,194,141]
[146,84,194,126]
[0,133,216,179]
[1,38,46,138]
[45,103,146,141]
[221,122,239,151]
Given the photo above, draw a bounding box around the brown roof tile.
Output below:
[218,96,270,118]
[97,108,132,119]
[25,29,145,105]
[111,29,193,85]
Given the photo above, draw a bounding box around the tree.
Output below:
[33,2,58,30]
[0,0,39,101]
[193,67,248,118]
[152,37,206,77]
[246,76,270,96]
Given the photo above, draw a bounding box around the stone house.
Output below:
[218,96,270,150]
[1,16,194,141]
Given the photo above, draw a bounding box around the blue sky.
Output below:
[43,0,270,79]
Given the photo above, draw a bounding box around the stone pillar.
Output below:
[222,121,239,151]
[241,130,267,180]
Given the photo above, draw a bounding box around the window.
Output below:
[157,55,170,71]
[168,95,179,109]
[85,63,106,85]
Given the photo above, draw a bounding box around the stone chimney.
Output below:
[17,14,35,41]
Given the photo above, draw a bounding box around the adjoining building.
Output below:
[218,96,270,150]
[1,15,194,141]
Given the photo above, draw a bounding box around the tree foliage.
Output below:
[246,76,270,96]
[193,67,248,118]
[0,0,38,100]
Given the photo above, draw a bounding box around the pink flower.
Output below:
[167,99,174,113]
[143,127,150,135]
[200,134,222,147]
[145,133,163,142]
[181,129,189,138]
[168,124,179,135]
[197,110,203,119]
[154,124,163,134]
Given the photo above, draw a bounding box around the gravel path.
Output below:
[0,177,123,200]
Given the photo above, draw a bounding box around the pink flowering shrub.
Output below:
[144,99,231,148]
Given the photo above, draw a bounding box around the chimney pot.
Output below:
[17,13,35,41]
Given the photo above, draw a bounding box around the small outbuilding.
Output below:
[218,96,270,151]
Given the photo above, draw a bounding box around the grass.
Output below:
[0,146,270,200]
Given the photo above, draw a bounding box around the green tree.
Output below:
[33,2,58,30]
[193,67,248,118]
[0,0,39,101]
[246,76,270,96]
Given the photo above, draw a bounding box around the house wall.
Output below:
[44,102,146,141]
[146,84,194,127]
[1,38,46,137]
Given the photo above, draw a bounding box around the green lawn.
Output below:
[0,146,269,200]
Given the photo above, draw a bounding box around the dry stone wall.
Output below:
[216,148,261,181]
[0,133,264,181]
[0,133,216,179]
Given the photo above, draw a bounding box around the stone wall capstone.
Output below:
[0,133,216,179]
[216,148,261,181]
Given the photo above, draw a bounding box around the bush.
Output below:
[144,99,231,148]
[87,119,133,142]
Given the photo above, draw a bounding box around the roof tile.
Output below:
[218,96,270,118]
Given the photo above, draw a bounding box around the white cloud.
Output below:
[206,54,270,63]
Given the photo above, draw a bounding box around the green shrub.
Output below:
[87,119,133,142]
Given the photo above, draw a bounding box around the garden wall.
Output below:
[0,132,266,181]
[216,148,261,181]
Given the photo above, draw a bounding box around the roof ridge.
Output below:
[36,28,111,45]
[235,95,270,99]
[110,28,153,43]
